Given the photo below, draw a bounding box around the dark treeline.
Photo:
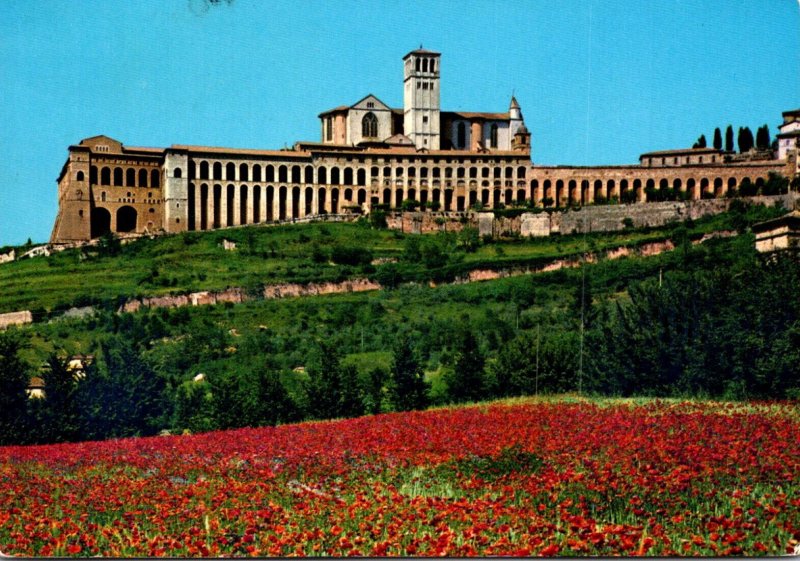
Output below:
[1,204,798,445]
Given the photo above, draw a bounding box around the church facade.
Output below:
[50,49,797,244]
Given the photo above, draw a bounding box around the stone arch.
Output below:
[673,178,682,191]
[530,179,539,202]
[90,207,111,238]
[728,177,737,193]
[151,169,160,188]
[292,187,300,219]
[174,167,183,179]
[317,187,326,214]
[117,206,137,233]
[279,165,287,183]
[344,188,353,202]
[226,162,236,181]
[383,188,391,205]
[267,186,275,221]
[77,170,85,182]
[481,189,490,206]
[200,161,209,180]
[292,165,301,183]
[555,180,564,207]
[620,179,629,200]
[213,162,222,181]
[331,167,340,185]
[213,184,222,228]
[344,168,353,185]
[279,186,287,220]
[188,183,196,230]
[687,178,697,199]
[318,166,328,184]
[646,179,656,201]
[568,180,577,205]
[200,184,209,230]
[357,168,366,186]
[543,180,552,205]
[101,167,111,185]
[305,187,314,215]
[432,188,441,206]
[226,185,235,226]
[357,188,366,206]
[714,177,723,196]
[444,188,453,211]
[240,185,248,224]
[189,161,196,179]
[253,185,261,223]
[139,169,148,188]
[305,165,313,184]
[265,165,275,182]
[504,189,513,205]
[633,179,643,202]
[252,164,261,182]
[239,163,249,182]
[331,188,340,214]
[126,168,135,187]
[90,166,98,184]
[700,177,710,196]
[112,167,122,186]
[516,188,525,203]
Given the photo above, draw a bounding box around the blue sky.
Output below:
[1,0,798,246]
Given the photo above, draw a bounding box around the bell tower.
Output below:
[403,48,441,150]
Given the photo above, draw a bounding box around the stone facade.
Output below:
[50,51,799,244]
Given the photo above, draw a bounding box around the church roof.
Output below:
[445,111,510,121]
[317,105,350,117]
[403,48,440,59]
[510,96,520,109]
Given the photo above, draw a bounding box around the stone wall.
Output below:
[386,193,799,238]
[0,310,33,330]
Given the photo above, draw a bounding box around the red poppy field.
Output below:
[1,398,798,557]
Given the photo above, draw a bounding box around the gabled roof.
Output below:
[403,48,440,59]
[319,94,392,117]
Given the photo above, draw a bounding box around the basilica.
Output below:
[50,49,796,243]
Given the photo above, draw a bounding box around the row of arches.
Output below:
[86,166,160,189]
[188,160,529,185]
[90,206,138,238]
[529,175,764,206]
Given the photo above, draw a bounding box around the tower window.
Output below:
[490,124,498,148]
[366,101,374,108]
[362,112,378,138]
[430,59,435,73]
[416,58,420,72]
[423,58,428,72]
[423,116,428,123]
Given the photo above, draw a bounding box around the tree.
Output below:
[445,328,485,403]
[77,338,168,440]
[738,127,754,153]
[36,355,80,443]
[713,127,722,150]
[756,124,770,151]
[388,332,429,411]
[693,134,707,149]
[725,125,734,152]
[0,332,32,445]
[305,340,363,420]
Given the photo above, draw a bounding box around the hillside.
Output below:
[1,200,798,446]
[0,203,783,316]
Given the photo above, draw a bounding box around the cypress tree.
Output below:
[725,125,734,152]
[713,128,722,150]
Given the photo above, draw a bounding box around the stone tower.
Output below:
[403,48,441,150]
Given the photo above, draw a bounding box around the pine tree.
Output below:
[725,125,734,152]
[446,329,485,403]
[713,128,722,150]
[389,333,429,411]
[0,333,32,445]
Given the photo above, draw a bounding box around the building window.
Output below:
[423,116,428,124]
[490,124,498,148]
[174,167,182,178]
[326,116,333,141]
[76,171,84,181]
[362,112,378,138]
[366,101,374,108]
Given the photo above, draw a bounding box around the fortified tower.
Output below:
[403,48,441,150]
